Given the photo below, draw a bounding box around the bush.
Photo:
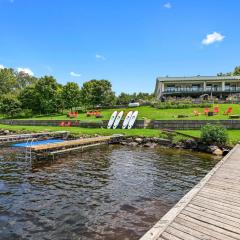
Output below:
[200,124,228,146]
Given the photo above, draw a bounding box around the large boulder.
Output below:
[212,148,223,156]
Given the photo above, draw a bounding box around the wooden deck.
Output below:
[140,144,240,240]
[28,136,113,152]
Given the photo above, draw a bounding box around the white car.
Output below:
[128,102,140,107]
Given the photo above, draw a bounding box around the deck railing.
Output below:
[164,87,240,93]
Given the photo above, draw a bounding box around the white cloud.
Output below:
[202,32,225,45]
[70,71,81,77]
[96,54,106,60]
[163,2,172,9]
[0,64,4,69]
[17,67,34,76]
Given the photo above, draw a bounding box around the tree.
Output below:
[16,71,38,89]
[81,79,115,107]
[35,76,61,114]
[62,82,81,111]
[233,66,240,76]
[19,85,40,113]
[0,94,22,117]
[116,92,133,105]
[0,68,17,95]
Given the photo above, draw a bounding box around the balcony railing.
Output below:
[164,87,240,94]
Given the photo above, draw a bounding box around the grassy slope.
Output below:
[0,124,162,137]
[12,104,240,121]
[0,124,239,144]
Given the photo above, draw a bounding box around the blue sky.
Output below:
[0,0,239,94]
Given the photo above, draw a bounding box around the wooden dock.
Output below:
[29,136,112,152]
[140,144,240,240]
[0,131,69,144]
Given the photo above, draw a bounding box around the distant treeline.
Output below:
[0,68,154,117]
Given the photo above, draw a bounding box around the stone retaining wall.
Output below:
[151,120,240,129]
[1,119,240,129]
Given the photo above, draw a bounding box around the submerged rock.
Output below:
[143,142,157,148]
[128,142,139,147]
[212,148,223,156]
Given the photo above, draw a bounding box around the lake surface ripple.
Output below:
[0,145,218,240]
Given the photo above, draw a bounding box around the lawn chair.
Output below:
[86,111,92,117]
[65,121,72,127]
[75,120,79,126]
[224,107,233,115]
[59,121,65,127]
[213,106,219,115]
[95,111,103,118]
[204,107,210,115]
[193,110,201,116]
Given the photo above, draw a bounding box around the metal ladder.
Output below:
[16,138,35,164]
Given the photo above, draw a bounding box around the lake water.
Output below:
[0,145,218,240]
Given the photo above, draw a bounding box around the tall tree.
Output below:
[0,94,22,117]
[0,68,17,95]
[62,82,81,111]
[19,85,40,113]
[233,66,240,76]
[35,76,61,114]
[81,79,115,107]
[16,71,38,89]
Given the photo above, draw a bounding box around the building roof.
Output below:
[157,75,240,82]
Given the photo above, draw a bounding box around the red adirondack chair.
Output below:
[204,107,210,115]
[65,121,72,127]
[75,120,79,126]
[224,107,233,115]
[59,121,65,127]
[213,106,219,114]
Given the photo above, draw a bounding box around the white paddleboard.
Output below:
[107,111,118,129]
[113,111,124,129]
[122,111,133,129]
[128,111,138,129]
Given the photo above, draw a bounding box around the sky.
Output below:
[0,0,239,94]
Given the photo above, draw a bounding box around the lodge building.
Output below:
[155,76,240,99]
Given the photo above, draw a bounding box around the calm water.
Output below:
[0,145,218,240]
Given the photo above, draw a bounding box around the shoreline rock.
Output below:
[120,136,230,156]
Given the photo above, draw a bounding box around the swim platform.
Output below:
[12,139,65,147]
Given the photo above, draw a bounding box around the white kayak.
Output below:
[113,111,124,129]
[128,111,138,129]
[107,111,118,129]
[122,111,133,129]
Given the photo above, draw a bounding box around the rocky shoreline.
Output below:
[0,128,230,156]
[119,136,230,156]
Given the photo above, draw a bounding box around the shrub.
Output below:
[200,124,228,146]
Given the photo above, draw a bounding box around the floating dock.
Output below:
[0,131,69,144]
[140,144,240,240]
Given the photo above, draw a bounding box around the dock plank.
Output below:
[140,144,240,240]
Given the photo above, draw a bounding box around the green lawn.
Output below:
[0,124,162,137]
[11,104,240,121]
[178,130,240,145]
[0,124,239,145]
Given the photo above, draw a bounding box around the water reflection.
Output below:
[0,145,218,240]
